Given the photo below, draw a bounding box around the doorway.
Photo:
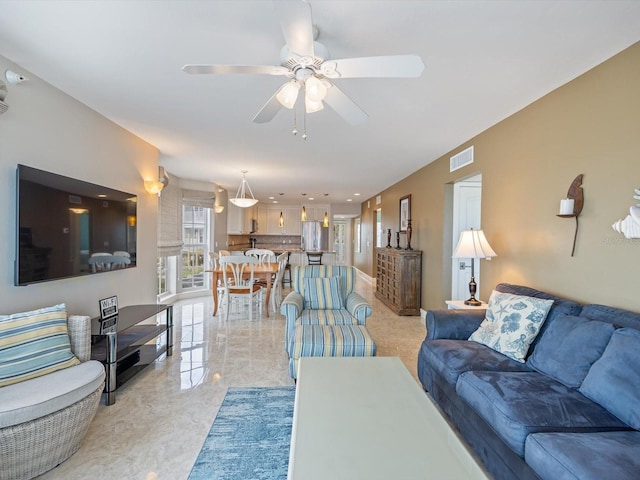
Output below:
[451,174,483,301]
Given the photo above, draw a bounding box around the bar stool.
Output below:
[282,252,292,287]
[306,252,323,265]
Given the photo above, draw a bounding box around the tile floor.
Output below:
[39,275,426,480]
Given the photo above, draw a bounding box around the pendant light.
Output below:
[279,211,285,227]
[229,170,258,208]
[323,211,329,227]
[301,193,307,220]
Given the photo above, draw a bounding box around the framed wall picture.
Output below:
[399,195,411,232]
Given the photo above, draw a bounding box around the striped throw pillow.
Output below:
[0,303,80,387]
[303,276,343,310]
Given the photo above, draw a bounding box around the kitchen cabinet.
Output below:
[257,206,267,233]
[284,207,302,234]
[235,204,329,235]
[267,208,283,234]
[302,205,330,223]
[227,203,245,234]
[227,204,257,233]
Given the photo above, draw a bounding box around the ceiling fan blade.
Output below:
[182,64,290,76]
[273,0,315,58]
[252,86,286,123]
[323,84,368,126]
[321,55,425,79]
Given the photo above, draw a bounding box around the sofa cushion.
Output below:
[528,314,615,388]
[469,290,553,362]
[456,371,629,457]
[289,309,358,355]
[293,265,355,299]
[0,304,80,387]
[525,431,640,480]
[420,339,531,388]
[303,276,343,310]
[580,328,640,430]
[0,359,105,428]
[580,304,640,330]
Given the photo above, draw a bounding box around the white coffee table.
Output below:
[287,356,490,480]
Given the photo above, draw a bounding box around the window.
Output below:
[157,256,168,295]
[181,205,210,289]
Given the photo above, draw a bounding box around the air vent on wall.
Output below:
[0,81,8,114]
[450,146,474,172]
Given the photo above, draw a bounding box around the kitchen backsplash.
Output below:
[227,234,302,251]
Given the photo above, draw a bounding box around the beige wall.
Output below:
[358,41,640,312]
[0,55,159,316]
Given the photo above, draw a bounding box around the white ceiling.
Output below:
[1,1,639,205]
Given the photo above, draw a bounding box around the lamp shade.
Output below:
[305,76,328,102]
[453,229,497,259]
[229,170,258,208]
[276,81,300,109]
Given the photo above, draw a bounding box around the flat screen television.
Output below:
[16,164,137,286]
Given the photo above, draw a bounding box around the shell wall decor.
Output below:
[611,189,640,239]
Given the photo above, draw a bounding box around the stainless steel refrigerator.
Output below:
[301,221,329,251]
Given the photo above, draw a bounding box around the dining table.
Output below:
[208,262,279,317]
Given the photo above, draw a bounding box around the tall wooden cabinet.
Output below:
[375,248,422,316]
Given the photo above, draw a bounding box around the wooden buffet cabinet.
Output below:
[375,248,422,316]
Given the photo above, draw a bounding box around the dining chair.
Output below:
[246,248,276,290]
[218,255,263,321]
[271,252,288,313]
[246,248,276,264]
[209,252,229,312]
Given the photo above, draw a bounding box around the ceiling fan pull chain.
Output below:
[292,107,298,136]
[302,110,308,140]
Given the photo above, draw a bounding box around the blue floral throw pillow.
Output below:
[468,290,554,363]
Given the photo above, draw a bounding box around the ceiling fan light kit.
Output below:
[183,0,424,136]
[229,170,258,208]
[276,80,301,109]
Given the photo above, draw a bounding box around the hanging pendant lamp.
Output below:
[229,170,258,208]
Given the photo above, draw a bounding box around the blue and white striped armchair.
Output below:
[280,265,372,352]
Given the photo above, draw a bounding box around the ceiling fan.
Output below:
[182,0,425,128]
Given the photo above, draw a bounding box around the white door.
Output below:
[452,175,482,301]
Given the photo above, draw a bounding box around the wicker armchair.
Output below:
[0,315,105,480]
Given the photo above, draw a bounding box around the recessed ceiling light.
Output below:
[354,193,361,196]
[98,194,107,198]
[273,200,278,204]
[309,197,315,200]
[347,198,353,202]
[268,196,274,200]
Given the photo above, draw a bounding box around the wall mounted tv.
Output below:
[16,164,137,286]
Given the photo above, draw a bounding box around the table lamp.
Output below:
[453,228,497,306]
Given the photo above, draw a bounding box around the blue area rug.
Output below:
[188,386,295,480]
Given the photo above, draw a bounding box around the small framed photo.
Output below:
[99,295,119,320]
[399,194,411,232]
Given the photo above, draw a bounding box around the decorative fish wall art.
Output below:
[611,188,640,239]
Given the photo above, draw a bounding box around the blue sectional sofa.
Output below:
[417,283,640,480]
